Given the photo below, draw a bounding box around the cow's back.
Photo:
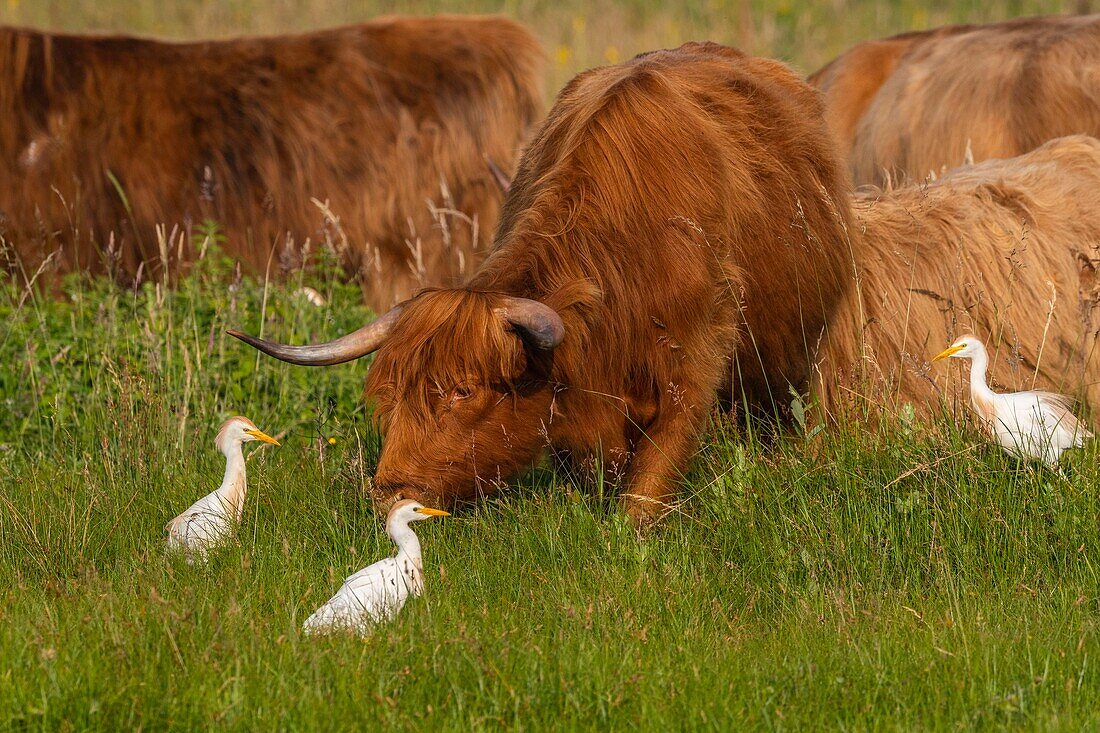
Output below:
[0,17,544,309]
[812,15,1100,186]
[816,135,1100,417]
[478,42,855,414]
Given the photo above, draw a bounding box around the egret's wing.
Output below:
[1000,394,1044,431]
[303,557,411,635]
[1032,390,1075,414]
[165,490,233,557]
[975,392,1041,461]
[1033,392,1093,443]
[347,559,411,616]
[995,391,1091,464]
[1013,391,1092,443]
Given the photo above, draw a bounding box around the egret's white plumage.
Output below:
[165,416,279,562]
[934,335,1093,466]
[302,500,449,636]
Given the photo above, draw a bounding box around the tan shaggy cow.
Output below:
[232,42,855,524]
[0,17,544,309]
[810,14,1100,187]
[815,135,1100,421]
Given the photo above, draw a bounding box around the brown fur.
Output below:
[810,15,1100,187]
[0,17,544,309]
[815,135,1100,420]
[364,43,854,522]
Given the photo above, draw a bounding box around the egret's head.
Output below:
[933,334,985,362]
[215,416,280,454]
[386,499,450,529]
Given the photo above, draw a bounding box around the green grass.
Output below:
[3,253,1100,730]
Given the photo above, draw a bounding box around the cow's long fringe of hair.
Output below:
[0,17,545,309]
[814,135,1100,423]
[365,289,527,422]
[365,277,604,426]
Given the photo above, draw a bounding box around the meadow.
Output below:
[3,0,1100,730]
[4,246,1100,730]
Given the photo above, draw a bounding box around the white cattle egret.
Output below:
[165,416,279,562]
[302,500,449,636]
[933,335,1093,466]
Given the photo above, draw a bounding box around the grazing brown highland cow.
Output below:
[815,135,1100,419]
[233,42,855,524]
[0,17,544,309]
[810,14,1100,186]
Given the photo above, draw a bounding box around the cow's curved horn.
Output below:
[498,297,565,350]
[227,306,403,366]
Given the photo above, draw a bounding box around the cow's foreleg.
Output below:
[621,381,709,526]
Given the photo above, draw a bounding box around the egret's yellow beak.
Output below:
[415,507,450,517]
[932,344,965,362]
[245,429,281,446]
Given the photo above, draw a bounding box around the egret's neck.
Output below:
[217,445,248,521]
[967,348,995,401]
[387,521,423,565]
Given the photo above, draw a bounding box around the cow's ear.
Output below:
[496,297,565,350]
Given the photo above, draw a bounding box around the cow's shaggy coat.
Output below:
[810,14,1100,186]
[0,17,544,309]
[815,135,1100,420]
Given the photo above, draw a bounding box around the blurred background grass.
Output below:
[0,0,1089,98]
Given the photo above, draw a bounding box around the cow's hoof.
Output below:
[622,495,672,529]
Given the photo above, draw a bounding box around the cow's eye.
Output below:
[452,385,472,402]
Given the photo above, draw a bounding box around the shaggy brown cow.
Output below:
[810,14,1100,186]
[815,135,1100,419]
[0,17,544,309]
[232,42,855,524]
